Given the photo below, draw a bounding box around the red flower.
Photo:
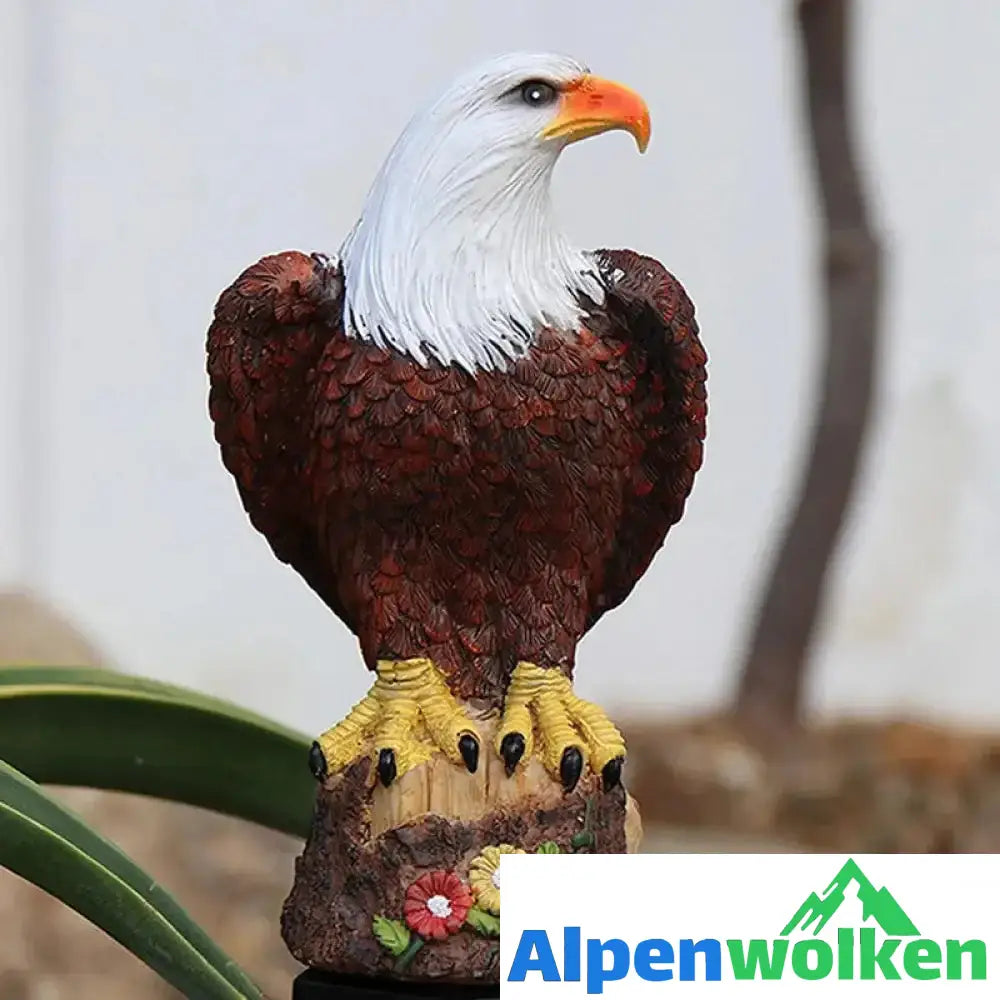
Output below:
[403,871,473,940]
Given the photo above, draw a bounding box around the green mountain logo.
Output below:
[781,858,920,937]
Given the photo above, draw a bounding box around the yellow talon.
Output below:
[563,689,628,774]
[495,662,626,790]
[314,658,481,784]
[495,672,536,765]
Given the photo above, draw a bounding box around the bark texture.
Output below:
[735,0,882,725]
[282,759,627,984]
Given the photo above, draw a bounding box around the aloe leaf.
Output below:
[0,664,298,726]
[0,759,262,999]
[0,665,314,838]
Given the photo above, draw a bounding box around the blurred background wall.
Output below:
[1,0,998,738]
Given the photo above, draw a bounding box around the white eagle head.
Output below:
[339,52,651,373]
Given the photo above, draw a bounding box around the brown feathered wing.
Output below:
[585,248,707,630]
[206,251,353,627]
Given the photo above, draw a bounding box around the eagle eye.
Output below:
[519,80,558,108]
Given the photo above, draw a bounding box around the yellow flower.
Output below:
[468,844,524,915]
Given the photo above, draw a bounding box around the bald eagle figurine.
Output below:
[208,53,706,800]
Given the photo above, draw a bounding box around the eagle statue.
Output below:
[207,52,707,802]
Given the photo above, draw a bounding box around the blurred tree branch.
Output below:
[734,0,882,726]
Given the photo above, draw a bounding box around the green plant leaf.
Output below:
[372,915,411,956]
[465,906,501,937]
[536,841,561,854]
[0,665,314,837]
[0,759,262,999]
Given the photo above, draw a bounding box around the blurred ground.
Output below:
[626,715,1000,853]
[0,590,105,667]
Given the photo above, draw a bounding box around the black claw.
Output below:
[560,747,584,792]
[500,732,526,777]
[458,733,480,773]
[377,748,397,787]
[308,741,328,782]
[602,756,624,792]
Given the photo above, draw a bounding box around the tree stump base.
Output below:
[282,752,641,986]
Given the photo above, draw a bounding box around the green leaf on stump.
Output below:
[372,915,411,956]
[465,906,501,937]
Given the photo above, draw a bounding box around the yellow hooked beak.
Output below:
[541,75,651,153]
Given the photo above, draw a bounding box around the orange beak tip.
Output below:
[636,121,651,153]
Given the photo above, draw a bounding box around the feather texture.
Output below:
[206,249,706,704]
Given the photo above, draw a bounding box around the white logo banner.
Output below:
[500,854,997,996]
